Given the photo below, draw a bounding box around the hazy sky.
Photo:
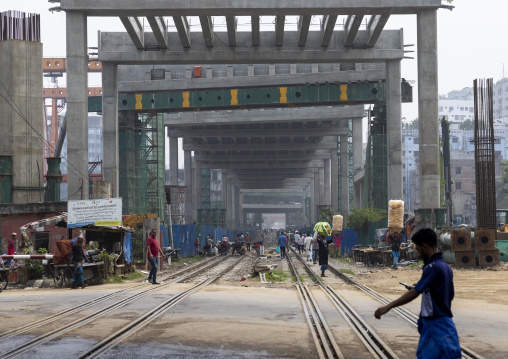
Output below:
[2,0,508,123]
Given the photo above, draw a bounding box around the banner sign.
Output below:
[67,198,122,228]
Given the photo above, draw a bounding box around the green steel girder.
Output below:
[87,80,412,112]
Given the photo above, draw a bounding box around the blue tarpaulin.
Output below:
[123,232,133,263]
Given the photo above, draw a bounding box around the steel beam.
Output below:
[173,16,191,48]
[119,16,144,49]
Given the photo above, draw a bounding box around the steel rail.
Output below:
[0,255,220,341]
[79,256,245,359]
[327,264,485,359]
[1,256,228,358]
[286,252,343,359]
[289,247,398,359]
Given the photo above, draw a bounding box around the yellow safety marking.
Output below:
[183,92,190,107]
[135,94,143,109]
[231,89,238,105]
[340,84,348,101]
[280,87,287,103]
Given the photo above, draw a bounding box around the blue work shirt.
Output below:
[278,235,287,247]
[414,252,454,318]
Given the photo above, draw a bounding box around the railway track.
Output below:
[0,255,231,358]
[0,255,221,341]
[326,263,485,359]
[288,247,398,359]
[78,255,244,359]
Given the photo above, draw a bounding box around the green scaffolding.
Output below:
[363,102,388,211]
[119,112,165,221]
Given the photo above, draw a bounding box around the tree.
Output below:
[318,207,341,225]
[459,119,474,131]
[347,207,387,236]
[407,118,419,129]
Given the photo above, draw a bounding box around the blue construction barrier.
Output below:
[341,228,359,256]
[161,225,169,248]
[171,224,197,257]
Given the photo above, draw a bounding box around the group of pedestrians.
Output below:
[277,230,332,278]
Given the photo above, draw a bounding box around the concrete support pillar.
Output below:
[387,60,403,200]
[319,167,325,205]
[418,10,440,209]
[195,160,202,212]
[235,186,241,227]
[191,157,196,220]
[226,178,233,228]
[239,192,244,226]
[331,149,339,212]
[340,134,349,216]
[310,177,316,223]
[168,135,179,185]
[324,159,331,206]
[231,183,237,227]
[303,186,308,225]
[66,12,89,200]
[352,119,363,175]
[102,62,118,198]
[314,171,320,215]
[184,150,192,223]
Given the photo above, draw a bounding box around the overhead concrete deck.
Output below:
[62,0,442,228]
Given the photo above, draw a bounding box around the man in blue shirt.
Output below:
[374,228,461,359]
[278,232,288,260]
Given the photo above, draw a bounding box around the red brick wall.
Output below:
[1,213,75,254]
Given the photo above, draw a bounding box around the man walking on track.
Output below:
[374,228,461,359]
[147,229,166,285]
[278,232,287,260]
[245,232,251,252]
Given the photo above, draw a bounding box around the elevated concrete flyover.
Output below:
[61,0,445,228]
[242,203,304,214]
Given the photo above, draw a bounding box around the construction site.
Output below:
[0,1,507,358]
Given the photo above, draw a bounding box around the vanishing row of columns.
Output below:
[66,11,440,223]
[174,142,350,228]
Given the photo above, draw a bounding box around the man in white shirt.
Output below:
[304,232,313,262]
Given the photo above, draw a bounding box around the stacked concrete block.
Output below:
[454,251,476,268]
[450,230,471,251]
[474,229,499,266]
